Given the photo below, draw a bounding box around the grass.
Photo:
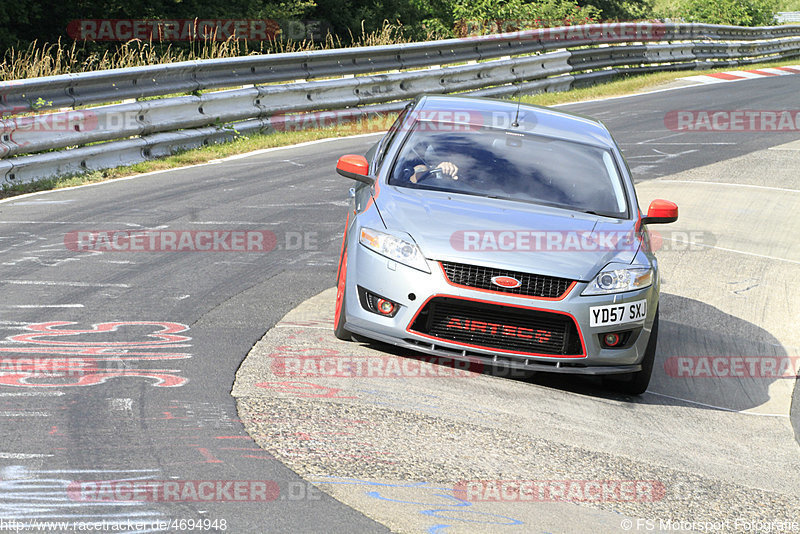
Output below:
[2,55,800,200]
[5,14,800,80]
[518,56,800,107]
[519,70,690,107]
[522,66,743,107]
[651,0,800,19]
[0,119,395,198]
[0,22,412,81]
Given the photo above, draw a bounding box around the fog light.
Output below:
[603,332,621,347]
[358,286,400,318]
[377,298,396,315]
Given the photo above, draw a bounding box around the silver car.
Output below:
[333,95,678,394]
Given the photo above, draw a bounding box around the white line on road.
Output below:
[274,325,332,330]
[242,201,350,208]
[638,142,738,145]
[280,159,305,167]
[9,200,75,205]
[33,469,160,474]
[0,133,386,206]
[656,179,800,193]
[0,304,84,308]
[0,280,129,288]
[647,391,789,418]
[0,452,54,458]
[0,391,65,397]
[663,236,800,265]
[0,221,145,225]
[189,221,286,225]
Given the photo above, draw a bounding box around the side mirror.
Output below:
[641,199,678,225]
[336,155,374,185]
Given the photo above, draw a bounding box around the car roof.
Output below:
[414,95,616,149]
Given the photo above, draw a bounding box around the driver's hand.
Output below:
[436,161,459,180]
[409,164,427,183]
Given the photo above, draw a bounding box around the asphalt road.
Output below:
[0,74,798,533]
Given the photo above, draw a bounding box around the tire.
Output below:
[603,309,659,395]
[333,242,352,341]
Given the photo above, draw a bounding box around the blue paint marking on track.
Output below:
[310,477,524,530]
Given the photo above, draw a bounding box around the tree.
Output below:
[577,0,654,20]
[672,0,777,26]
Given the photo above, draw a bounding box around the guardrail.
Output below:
[2,22,800,185]
[776,12,800,24]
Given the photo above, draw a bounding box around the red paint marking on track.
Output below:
[254,381,357,399]
[707,72,744,80]
[776,67,800,73]
[747,69,778,76]
[0,347,190,357]
[0,321,192,388]
[196,447,224,463]
[9,321,191,346]
[215,436,251,439]
[242,455,275,460]
[0,370,188,387]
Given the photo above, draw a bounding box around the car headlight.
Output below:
[359,227,430,273]
[582,266,653,295]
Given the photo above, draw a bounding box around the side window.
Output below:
[365,142,379,165]
[373,103,412,172]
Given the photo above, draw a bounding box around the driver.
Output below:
[410,161,459,183]
[405,140,459,183]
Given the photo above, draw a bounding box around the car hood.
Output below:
[377,186,639,282]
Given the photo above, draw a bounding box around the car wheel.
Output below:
[333,242,352,341]
[603,308,659,395]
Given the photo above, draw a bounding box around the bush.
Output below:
[578,0,655,21]
[673,0,777,26]
[451,0,602,36]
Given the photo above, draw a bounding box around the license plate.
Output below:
[589,299,647,327]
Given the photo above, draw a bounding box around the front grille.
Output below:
[440,261,573,299]
[409,297,583,356]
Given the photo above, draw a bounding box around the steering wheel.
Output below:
[415,166,444,183]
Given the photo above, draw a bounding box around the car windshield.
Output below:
[388,121,629,218]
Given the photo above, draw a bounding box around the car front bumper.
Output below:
[342,242,658,375]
